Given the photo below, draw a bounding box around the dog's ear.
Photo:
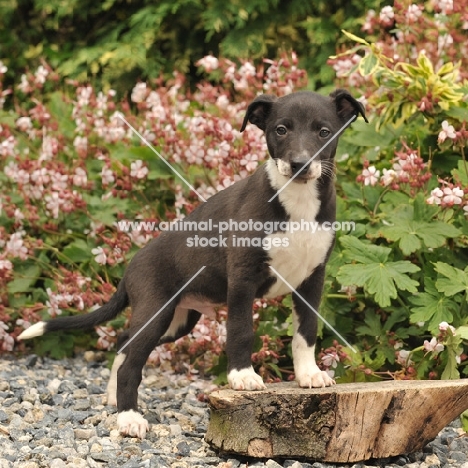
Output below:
[329,89,369,124]
[240,94,278,132]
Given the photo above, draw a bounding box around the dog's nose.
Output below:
[290,161,309,176]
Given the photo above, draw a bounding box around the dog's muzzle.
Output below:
[290,161,310,178]
[276,159,321,182]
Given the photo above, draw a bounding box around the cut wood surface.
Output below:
[205,380,468,463]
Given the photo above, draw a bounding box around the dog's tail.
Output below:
[17,280,129,340]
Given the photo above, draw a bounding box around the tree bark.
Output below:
[205,380,468,462]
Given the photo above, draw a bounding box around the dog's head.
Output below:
[240,90,367,183]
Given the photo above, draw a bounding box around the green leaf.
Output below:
[434,262,468,296]
[445,106,468,123]
[339,235,390,264]
[452,159,468,186]
[456,326,468,340]
[337,260,419,307]
[341,29,369,46]
[59,239,92,264]
[358,53,379,76]
[7,264,41,294]
[356,310,382,337]
[409,280,457,333]
[441,346,460,380]
[379,205,461,255]
[461,410,468,433]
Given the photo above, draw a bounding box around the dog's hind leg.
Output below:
[115,303,176,438]
[158,308,201,344]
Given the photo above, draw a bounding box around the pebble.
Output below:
[1,354,467,468]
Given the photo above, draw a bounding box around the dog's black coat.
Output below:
[22,90,366,437]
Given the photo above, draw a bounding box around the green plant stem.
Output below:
[326,293,365,299]
[461,146,468,181]
[460,292,468,318]
[372,186,390,218]
[396,294,411,315]
[37,243,94,277]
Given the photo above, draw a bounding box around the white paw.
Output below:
[228,367,266,391]
[117,410,149,438]
[296,369,335,388]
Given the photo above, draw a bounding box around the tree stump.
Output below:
[205,380,468,462]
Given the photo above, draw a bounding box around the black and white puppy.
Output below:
[19,90,367,438]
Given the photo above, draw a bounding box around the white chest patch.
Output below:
[264,160,334,298]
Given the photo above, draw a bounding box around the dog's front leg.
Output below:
[226,285,266,391]
[292,265,335,388]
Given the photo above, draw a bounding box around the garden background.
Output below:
[0,0,467,388]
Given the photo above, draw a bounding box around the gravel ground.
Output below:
[1,354,468,468]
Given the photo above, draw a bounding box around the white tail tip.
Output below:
[17,322,46,340]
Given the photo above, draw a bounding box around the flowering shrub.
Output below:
[0,53,307,381]
[323,0,468,382]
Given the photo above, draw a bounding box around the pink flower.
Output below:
[130,160,149,180]
[438,121,456,143]
[196,55,219,72]
[45,288,62,317]
[406,4,423,22]
[426,187,443,205]
[16,116,33,132]
[216,95,230,109]
[34,65,49,84]
[18,74,32,93]
[131,83,147,103]
[45,192,65,219]
[40,136,59,160]
[362,166,380,186]
[50,171,68,191]
[73,136,88,153]
[96,326,116,350]
[439,321,456,334]
[362,9,376,31]
[0,136,17,157]
[31,168,50,186]
[397,349,413,366]
[424,337,444,353]
[73,167,88,187]
[0,259,13,271]
[6,231,28,259]
[92,246,107,265]
[13,169,30,186]
[101,166,115,185]
[0,322,14,352]
[128,230,152,247]
[442,186,464,205]
[380,168,398,186]
[14,209,24,222]
[321,353,340,368]
[240,153,259,172]
[380,6,395,23]
[433,0,453,14]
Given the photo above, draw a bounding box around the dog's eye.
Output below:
[319,128,331,138]
[276,125,287,136]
